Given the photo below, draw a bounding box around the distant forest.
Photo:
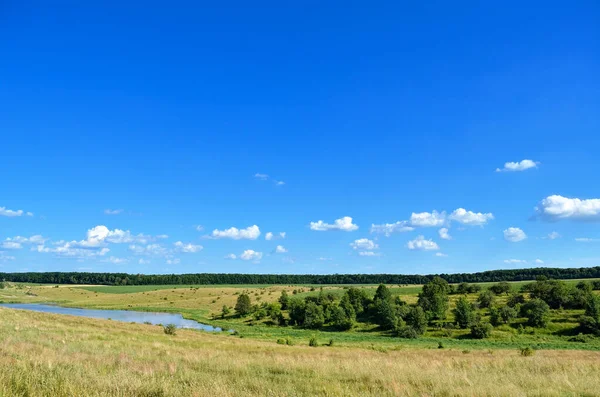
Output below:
[2,266,600,286]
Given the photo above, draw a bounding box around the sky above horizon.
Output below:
[1,2,599,275]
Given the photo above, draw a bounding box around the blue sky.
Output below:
[1,1,599,274]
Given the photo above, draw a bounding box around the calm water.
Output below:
[0,303,225,332]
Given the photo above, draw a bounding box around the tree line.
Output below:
[2,266,600,286]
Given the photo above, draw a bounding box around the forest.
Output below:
[2,266,600,286]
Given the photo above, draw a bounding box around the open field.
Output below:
[2,280,600,351]
[1,307,600,396]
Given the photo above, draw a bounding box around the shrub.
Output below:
[470,321,493,339]
[489,282,511,295]
[327,339,334,347]
[568,333,591,343]
[285,337,294,346]
[477,290,495,309]
[163,324,177,335]
[520,347,535,357]
[309,336,318,347]
[507,293,525,307]
[521,299,550,328]
[276,338,286,345]
[278,290,289,310]
[438,341,444,349]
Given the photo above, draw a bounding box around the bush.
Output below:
[477,290,495,309]
[521,299,550,327]
[489,282,511,295]
[285,337,295,346]
[327,339,334,347]
[470,321,493,339]
[309,336,319,347]
[568,333,591,343]
[507,293,525,307]
[163,324,177,335]
[438,341,444,349]
[276,338,286,345]
[397,326,419,339]
[520,347,535,357]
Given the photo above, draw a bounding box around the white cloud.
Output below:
[0,206,30,217]
[224,254,237,260]
[370,221,414,236]
[496,159,539,172]
[310,216,358,232]
[138,258,150,265]
[265,232,274,241]
[166,258,181,265]
[0,252,16,261]
[105,256,128,264]
[275,180,285,186]
[240,250,263,261]
[358,251,380,257]
[1,241,22,250]
[575,238,600,242]
[535,259,545,264]
[407,235,439,251]
[435,252,448,257]
[317,257,332,261]
[128,244,168,256]
[504,259,528,264]
[195,225,204,232]
[536,195,600,221]
[275,245,288,254]
[504,227,527,242]
[410,211,446,227]
[2,235,46,248]
[174,241,203,253]
[448,208,494,226]
[547,231,561,240]
[35,243,110,258]
[350,238,379,251]
[254,173,269,180]
[211,225,261,240]
[438,228,452,240]
[104,209,123,215]
[265,231,286,241]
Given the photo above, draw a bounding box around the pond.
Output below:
[0,303,226,332]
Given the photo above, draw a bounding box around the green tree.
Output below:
[303,302,325,329]
[580,294,600,334]
[374,298,397,330]
[489,282,511,295]
[235,293,252,316]
[374,284,392,302]
[477,290,495,309]
[418,277,450,320]
[221,305,231,319]
[278,290,289,310]
[520,298,550,327]
[345,287,370,314]
[405,306,427,335]
[470,321,493,339]
[453,297,475,328]
[288,298,306,326]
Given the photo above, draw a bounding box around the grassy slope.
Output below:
[2,281,600,351]
[1,307,600,396]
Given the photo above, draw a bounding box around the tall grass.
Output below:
[1,308,600,396]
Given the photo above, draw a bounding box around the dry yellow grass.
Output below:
[1,307,600,396]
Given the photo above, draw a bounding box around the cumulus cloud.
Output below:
[438,228,452,240]
[0,206,32,217]
[240,250,263,261]
[407,235,439,251]
[536,195,600,221]
[350,238,379,251]
[448,208,494,226]
[275,245,288,253]
[174,241,203,253]
[546,231,561,240]
[496,159,539,172]
[504,227,527,242]
[370,221,414,236]
[210,225,261,240]
[35,244,110,258]
[310,216,358,232]
[410,211,446,227]
[104,209,123,215]
[358,251,380,257]
[265,231,286,241]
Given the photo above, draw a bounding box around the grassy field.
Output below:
[2,280,600,351]
[1,307,600,396]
